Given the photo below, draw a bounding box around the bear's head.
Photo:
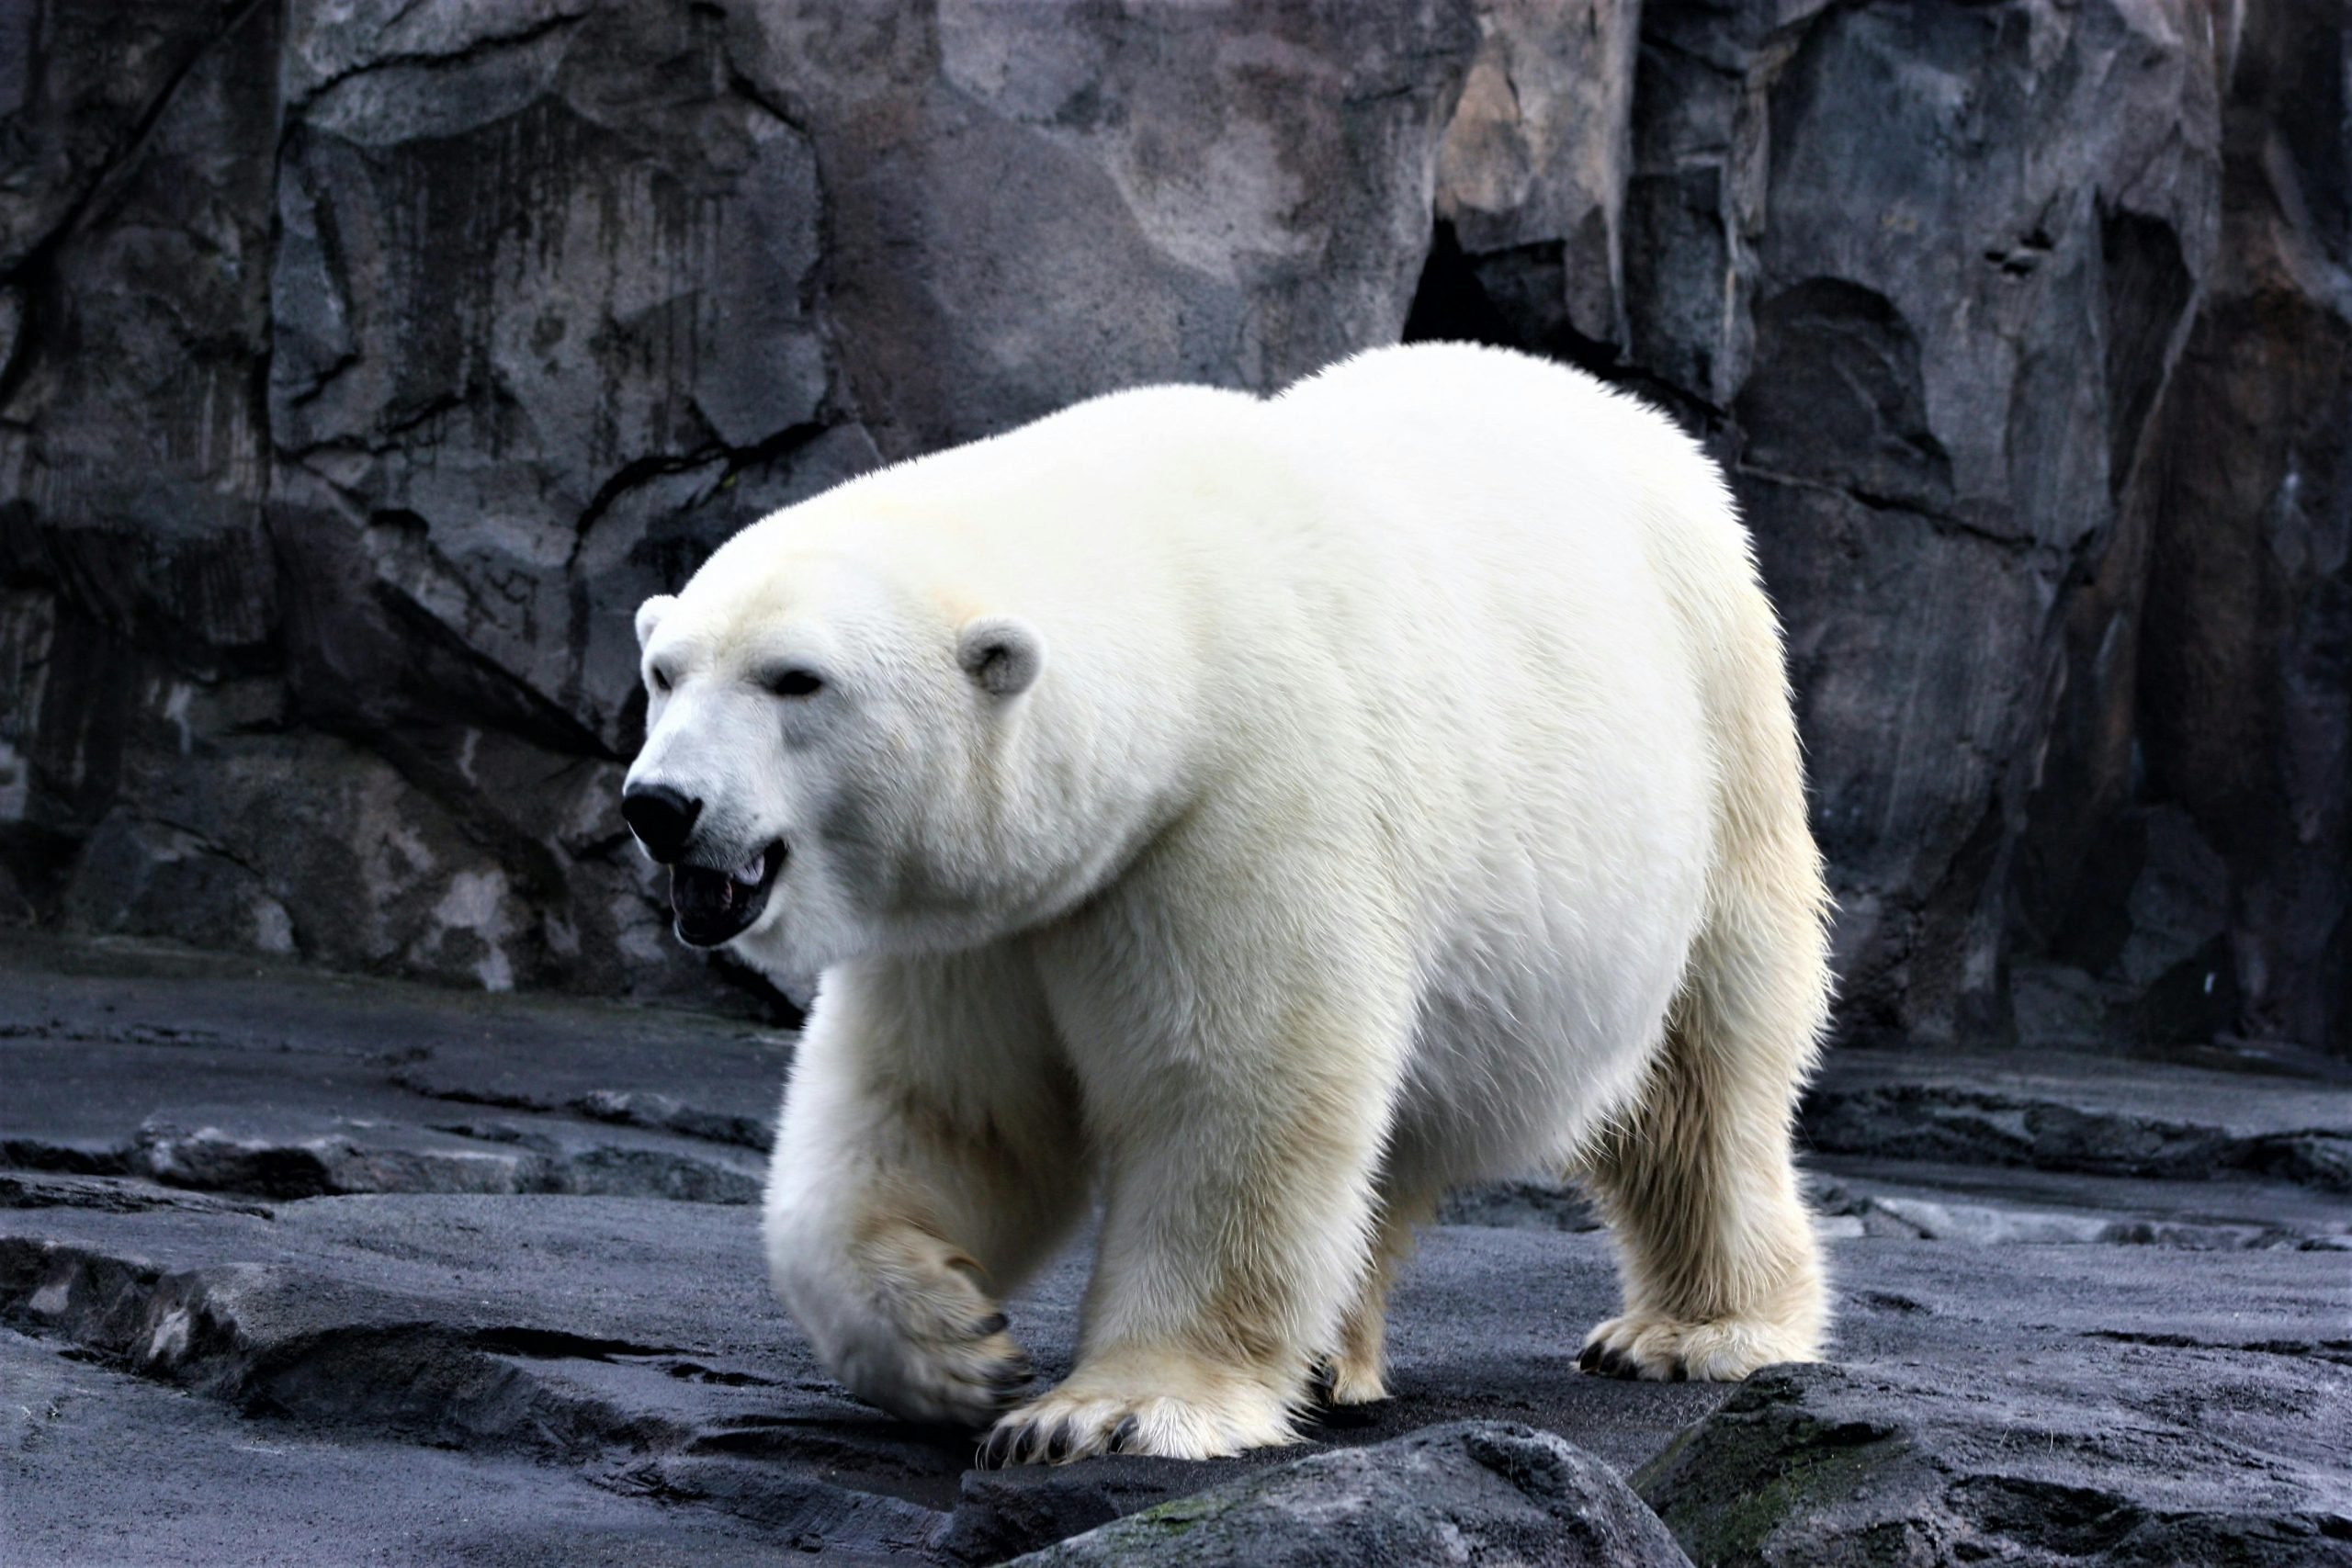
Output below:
[621,544,1046,977]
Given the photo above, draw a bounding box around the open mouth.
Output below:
[670,840,785,948]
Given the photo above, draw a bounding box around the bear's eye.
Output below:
[764,668,825,699]
[649,666,673,694]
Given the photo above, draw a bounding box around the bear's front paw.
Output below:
[1577,1310,1819,1382]
[816,1228,1034,1429]
[975,1352,1298,1465]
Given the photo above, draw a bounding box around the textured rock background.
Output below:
[1,0,2346,1056]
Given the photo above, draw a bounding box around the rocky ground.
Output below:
[3,936,2347,1566]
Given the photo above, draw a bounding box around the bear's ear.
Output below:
[956,615,1046,698]
[635,594,677,650]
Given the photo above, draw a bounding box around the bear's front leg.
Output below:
[987,853,1411,1463]
[763,958,1086,1430]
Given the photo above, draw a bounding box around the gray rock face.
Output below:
[0,0,2345,1052]
[752,0,1480,459]
[4,941,2348,1564]
[1433,0,1641,355]
[1603,0,2224,1049]
[2128,0,2352,1054]
[270,1,840,758]
[1417,0,2343,1058]
[0,0,1482,1020]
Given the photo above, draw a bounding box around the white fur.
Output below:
[628,344,1832,1462]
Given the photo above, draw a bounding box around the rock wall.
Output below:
[1,0,2344,1054]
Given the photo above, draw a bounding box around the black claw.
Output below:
[1107,1416,1139,1455]
[1307,1362,1338,1403]
[1587,1345,1632,1379]
[1668,1359,1689,1382]
[1577,1342,1604,1373]
[979,1426,1016,1470]
[1045,1421,1074,1463]
[975,1312,1009,1337]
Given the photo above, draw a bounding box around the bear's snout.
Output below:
[622,783,703,863]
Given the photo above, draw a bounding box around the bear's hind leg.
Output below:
[1317,1187,1434,1406]
[1577,907,1829,1380]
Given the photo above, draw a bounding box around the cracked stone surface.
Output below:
[1,0,2343,1062]
[1007,1421,1697,1566]
[0,1325,795,1567]
[4,940,2347,1564]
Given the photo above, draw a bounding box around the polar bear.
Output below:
[621,342,1832,1464]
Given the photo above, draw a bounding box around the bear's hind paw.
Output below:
[1308,1353,1388,1408]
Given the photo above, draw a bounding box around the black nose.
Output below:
[622,783,702,863]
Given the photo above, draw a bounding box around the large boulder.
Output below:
[1007,1422,1693,1566]
[1637,1359,2352,1568]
